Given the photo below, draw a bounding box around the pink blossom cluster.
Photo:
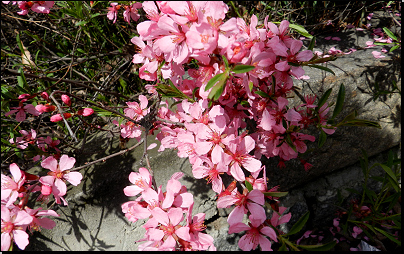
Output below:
[111,1,341,250]
[121,168,215,250]
[106,2,142,24]
[2,1,54,15]
[1,156,82,251]
[9,129,61,161]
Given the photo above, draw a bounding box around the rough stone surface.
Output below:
[25,25,400,251]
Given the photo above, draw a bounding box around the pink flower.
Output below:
[24,207,59,232]
[39,155,82,205]
[217,188,265,225]
[123,167,153,197]
[9,129,36,150]
[124,95,149,121]
[270,206,291,229]
[226,135,262,182]
[1,163,26,208]
[107,2,120,23]
[146,207,191,250]
[16,1,33,15]
[192,156,228,194]
[229,214,278,251]
[351,226,362,238]
[1,205,33,251]
[31,1,53,14]
[186,203,215,250]
[5,103,41,122]
[123,2,142,24]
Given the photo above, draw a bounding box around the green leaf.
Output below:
[389,44,400,52]
[339,119,381,128]
[208,80,226,101]
[254,90,270,98]
[245,180,253,192]
[222,55,229,69]
[17,68,31,93]
[75,20,88,26]
[299,240,337,251]
[308,64,335,75]
[279,242,288,251]
[263,191,289,197]
[156,83,189,100]
[308,36,316,51]
[205,73,226,91]
[231,65,255,74]
[285,211,310,236]
[332,84,345,119]
[318,129,327,148]
[289,23,313,39]
[374,226,401,246]
[383,27,398,41]
[317,88,332,110]
[287,62,300,67]
[285,133,298,153]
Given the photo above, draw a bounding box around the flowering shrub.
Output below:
[1,0,399,251]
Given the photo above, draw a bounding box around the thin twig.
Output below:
[49,92,78,143]
[70,137,144,171]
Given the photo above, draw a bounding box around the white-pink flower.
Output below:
[1,163,25,208]
[1,205,33,251]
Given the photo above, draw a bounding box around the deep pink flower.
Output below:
[9,129,36,150]
[5,103,41,122]
[1,205,33,251]
[270,206,291,229]
[50,113,72,122]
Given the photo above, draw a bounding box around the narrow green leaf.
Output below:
[383,27,398,41]
[317,88,332,110]
[232,65,255,74]
[373,42,393,46]
[389,44,400,52]
[285,211,310,236]
[299,240,337,251]
[288,23,313,39]
[255,90,270,98]
[17,68,31,93]
[285,133,298,153]
[208,80,226,101]
[339,119,381,128]
[308,36,316,51]
[245,180,253,192]
[205,73,225,91]
[222,55,229,69]
[75,20,87,26]
[279,242,288,251]
[318,129,327,148]
[374,226,401,246]
[263,191,289,197]
[308,64,335,75]
[332,84,345,119]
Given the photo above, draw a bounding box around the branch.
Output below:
[70,138,145,171]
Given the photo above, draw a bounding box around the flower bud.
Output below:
[77,108,94,116]
[61,94,71,106]
[50,113,72,122]
[41,184,52,196]
[41,92,50,101]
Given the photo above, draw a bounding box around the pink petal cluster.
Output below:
[121,168,214,250]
